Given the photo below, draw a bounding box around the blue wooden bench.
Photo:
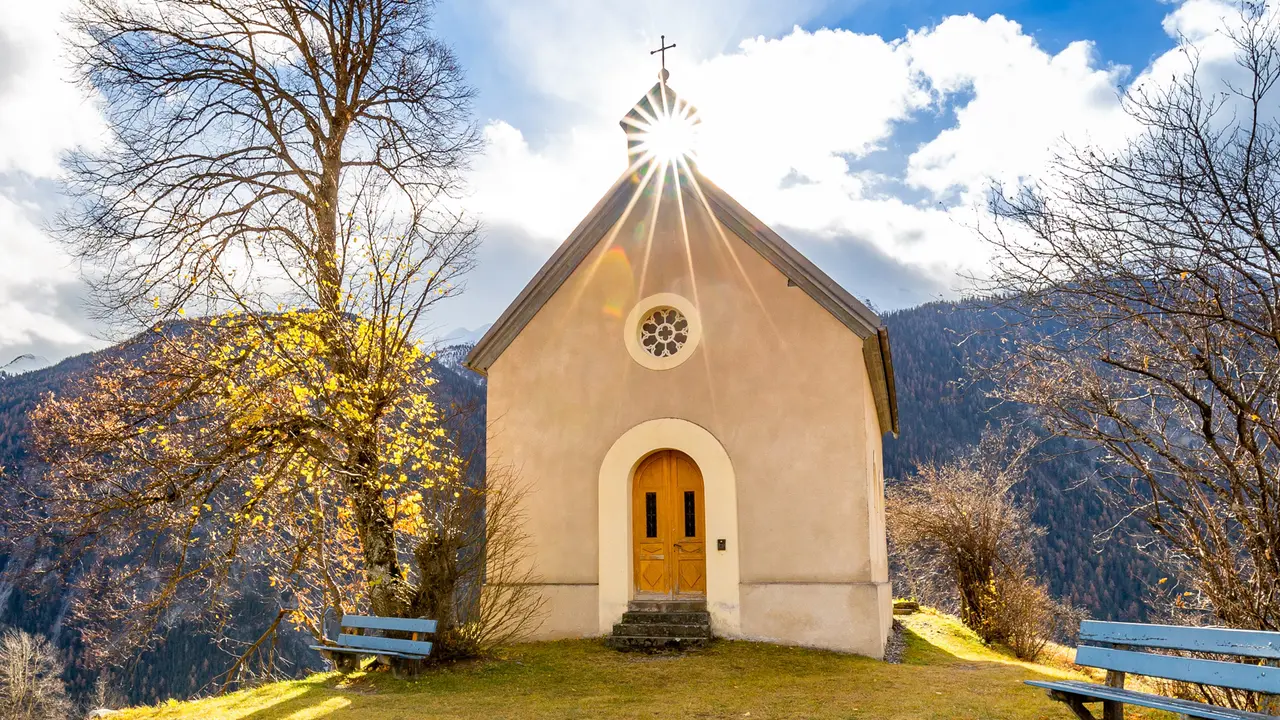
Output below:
[1027,620,1280,719]
[309,613,437,670]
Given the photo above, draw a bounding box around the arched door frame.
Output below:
[598,418,741,636]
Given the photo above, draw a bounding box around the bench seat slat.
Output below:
[308,645,419,661]
[336,633,433,657]
[340,615,439,634]
[1026,680,1276,720]
[1075,645,1280,695]
[1082,621,1280,661]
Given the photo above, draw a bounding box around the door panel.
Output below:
[671,453,707,595]
[632,450,706,597]
[633,458,669,594]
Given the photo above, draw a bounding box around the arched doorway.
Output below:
[632,449,706,598]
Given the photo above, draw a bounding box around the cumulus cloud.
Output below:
[0,1,104,176]
[461,12,1145,299]
[687,28,928,190]
[465,121,622,242]
[0,1,107,366]
[0,0,1268,361]
[0,192,99,361]
[903,15,1132,197]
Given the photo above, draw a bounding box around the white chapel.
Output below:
[466,67,899,657]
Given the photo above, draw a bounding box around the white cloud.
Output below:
[0,0,105,364]
[686,27,929,204]
[0,193,95,355]
[903,15,1132,197]
[469,0,834,112]
[1,0,1269,362]
[465,121,622,241]
[462,12,1143,292]
[0,1,104,177]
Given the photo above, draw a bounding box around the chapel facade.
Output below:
[465,76,899,657]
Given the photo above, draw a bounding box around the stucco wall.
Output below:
[484,169,891,656]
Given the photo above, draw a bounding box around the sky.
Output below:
[0,0,1257,369]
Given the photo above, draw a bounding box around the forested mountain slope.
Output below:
[882,301,1153,620]
[0,300,1153,704]
[0,332,484,704]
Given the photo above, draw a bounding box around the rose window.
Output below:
[639,307,689,358]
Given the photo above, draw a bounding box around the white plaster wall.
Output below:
[484,173,892,656]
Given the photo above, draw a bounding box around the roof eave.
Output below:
[462,163,901,437]
[463,168,641,375]
[693,172,883,338]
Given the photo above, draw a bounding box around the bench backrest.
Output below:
[322,612,437,656]
[341,615,439,635]
[1077,621,1280,694]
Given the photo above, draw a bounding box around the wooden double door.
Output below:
[632,450,707,597]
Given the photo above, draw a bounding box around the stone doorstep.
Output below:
[606,599,711,650]
[612,622,711,638]
[619,610,711,625]
[604,635,712,652]
[627,598,707,613]
[610,598,713,652]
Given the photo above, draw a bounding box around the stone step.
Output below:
[612,622,711,638]
[627,598,707,613]
[604,635,711,652]
[620,610,711,626]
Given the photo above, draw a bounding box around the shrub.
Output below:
[888,428,1081,659]
[887,429,1041,642]
[992,573,1083,661]
[406,466,546,663]
[0,628,71,720]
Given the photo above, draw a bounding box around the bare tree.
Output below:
[0,629,72,720]
[88,672,126,715]
[887,430,1076,658]
[976,6,1280,635]
[404,463,546,663]
[17,0,483,681]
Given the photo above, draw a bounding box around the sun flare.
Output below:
[623,81,702,168]
[636,110,699,163]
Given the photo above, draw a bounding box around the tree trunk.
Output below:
[342,433,408,616]
[314,163,407,617]
[956,561,998,641]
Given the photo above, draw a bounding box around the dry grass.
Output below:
[115,610,1173,720]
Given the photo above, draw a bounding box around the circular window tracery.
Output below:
[639,307,689,358]
[623,293,701,371]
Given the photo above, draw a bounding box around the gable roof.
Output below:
[463,167,900,437]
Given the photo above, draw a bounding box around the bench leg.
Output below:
[1102,669,1125,720]
[1048,690,1099,720]
[390,656,427,679]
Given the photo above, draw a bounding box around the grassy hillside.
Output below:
[114,611,1169,720]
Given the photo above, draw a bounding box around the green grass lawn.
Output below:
[117,611,1171,720]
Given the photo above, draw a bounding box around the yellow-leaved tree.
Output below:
[9,0,543,686]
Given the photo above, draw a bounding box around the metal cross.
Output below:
[651,35,676,69]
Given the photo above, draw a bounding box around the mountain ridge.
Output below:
[0,299,1151,703]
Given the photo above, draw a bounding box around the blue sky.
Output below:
[439,0,1175,140]
[837,0,1174,67]
[0,0,1252,366]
